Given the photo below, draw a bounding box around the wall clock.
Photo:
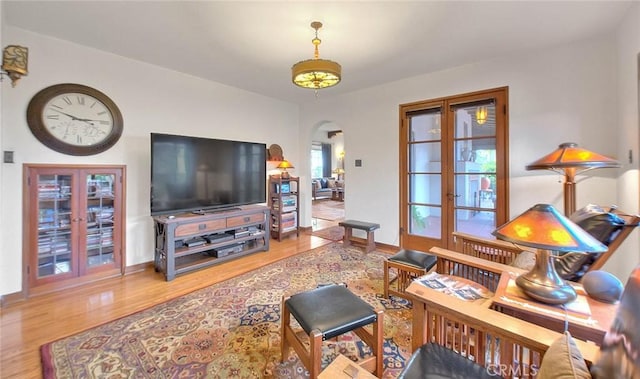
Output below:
[26,83,123,156]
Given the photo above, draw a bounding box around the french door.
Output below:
[399,87,509,251]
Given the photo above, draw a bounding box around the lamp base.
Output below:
[280,171,290,179]
[515,249,577,305]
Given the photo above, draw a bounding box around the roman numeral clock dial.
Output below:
[27,84,123,156]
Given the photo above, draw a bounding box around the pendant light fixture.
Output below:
[291,21,341,91]
[475,106,488,125]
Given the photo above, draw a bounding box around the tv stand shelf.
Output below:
[153,205,270,281]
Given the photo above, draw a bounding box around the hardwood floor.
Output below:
[0,233,334,378]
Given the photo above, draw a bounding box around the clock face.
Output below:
[43,92,115,146]
[27,84,123,156]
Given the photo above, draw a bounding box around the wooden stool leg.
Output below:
[365,231,375,253]
[343,227,353,247]
[309,330,323,379]
[373,309,384,377]
[383,261,390,299]
[280,297,291,363]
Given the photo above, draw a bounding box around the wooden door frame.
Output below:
[399,87,510,251]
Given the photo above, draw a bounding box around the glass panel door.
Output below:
[84,173,116,270]
[36,173,76,280]
[408,109,442,241]
[452,102,497,239]
[400,87,508,251]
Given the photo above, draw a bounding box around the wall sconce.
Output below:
[475,106,488,125]
[1,45,29,87]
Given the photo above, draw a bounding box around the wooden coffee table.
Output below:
[318,354,377,379]
[406,273,494,351]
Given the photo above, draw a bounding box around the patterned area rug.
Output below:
[41,243,412,378]
[311,225,345,241]
[311,200,345,221]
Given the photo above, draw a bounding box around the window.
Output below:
[311,143,323,178]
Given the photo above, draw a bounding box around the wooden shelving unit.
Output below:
[268,175,299,241]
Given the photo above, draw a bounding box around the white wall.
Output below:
[0,4,4,297]
[610,3,640,282]
[0,27,299,296]
[299,33,634,278]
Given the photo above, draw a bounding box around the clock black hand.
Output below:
[76,117,103,123]
[50,108,81,121]
[50,109,95,125]
[70,115,107,124]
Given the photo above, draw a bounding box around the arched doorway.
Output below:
[310,123,346,233]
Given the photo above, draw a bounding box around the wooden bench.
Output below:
[338,220,380,253]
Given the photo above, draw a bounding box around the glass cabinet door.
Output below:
[36,173,76,280]
[83,173,116,269]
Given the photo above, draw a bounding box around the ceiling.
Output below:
[3,1,634,104]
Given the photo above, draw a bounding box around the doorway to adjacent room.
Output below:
[310,123,345,239]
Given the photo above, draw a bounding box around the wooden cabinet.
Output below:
[152,205,269,281]
[268,175,299,241]
[23,164,125,295]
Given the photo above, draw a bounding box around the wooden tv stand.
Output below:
[152,205,270,281]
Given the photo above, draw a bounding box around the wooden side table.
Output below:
[332,188,344,201]
[318,354,377,379]
[491,272,616,345]
[406,274,494,352]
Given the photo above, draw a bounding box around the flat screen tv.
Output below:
[150,133,266,215]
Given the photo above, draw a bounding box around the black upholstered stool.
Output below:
[384,249,437,300]
[280,284,384,379]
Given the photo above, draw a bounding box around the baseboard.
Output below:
[299,225,312,233]
[0,291,26,308]
[373,241,399,254]
[1,261,156,308]
[124,261,155,275]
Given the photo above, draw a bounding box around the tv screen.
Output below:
[150,133,266,215]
